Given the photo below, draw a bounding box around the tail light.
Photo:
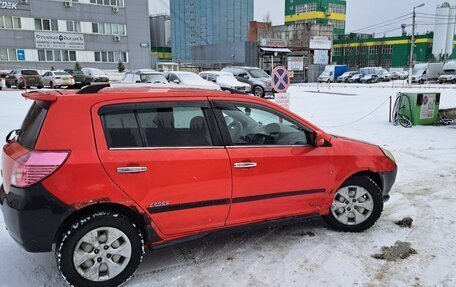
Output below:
[11,151,69,187]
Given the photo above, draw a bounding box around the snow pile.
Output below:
[0,85,456,286]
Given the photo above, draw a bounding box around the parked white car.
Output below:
[41,70,75,88]
[199,71,251,92]
[121,69,168,84]
[165,71,220,90]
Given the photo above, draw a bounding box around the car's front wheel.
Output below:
[324,176,383,232]
[56,212,144,287]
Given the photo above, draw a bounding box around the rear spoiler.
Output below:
[22,90,61,102]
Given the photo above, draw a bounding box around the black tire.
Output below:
[56,211,144,287]
[37,85,44,89]
[253,86,264,98]
[324,176,383,232]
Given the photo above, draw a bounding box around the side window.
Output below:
[100,103,215,148]
[137,106,213,147]
[217,103,309,146]
[102,111,143,148]
[200,74,207,80]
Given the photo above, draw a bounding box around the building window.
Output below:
[328,3,346,14]
[94,51,127,62]
[91,22,126,35]
[35,18,58,31]
[295,3,317,14]
[0,16,21,29]
[0,48,16,61]
[92,22,99,33]
[94,51,101,62]
[37,49,77,62]
[38,50,46,61]
[66,20,81,32]
[328,19,345,30]
[90,0,124,7]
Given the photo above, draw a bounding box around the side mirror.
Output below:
[313,131,326,147]
[173,79,180,84]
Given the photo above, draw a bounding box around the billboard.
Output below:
[34,32,85,50]
[310,36,332,50]
[314,50,329,65]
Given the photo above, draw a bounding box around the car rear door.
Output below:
[92,97,232,236]
[211,99,332,225]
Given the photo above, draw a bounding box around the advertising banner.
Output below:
[34,32,85,50]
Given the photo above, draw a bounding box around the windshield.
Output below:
[413,69,425,76]
[141,74,167,83]
[90,69,106,76]
[247,69,269,78]
[17,101,49,150]
[54,72,70,76]
[340,72,351,77]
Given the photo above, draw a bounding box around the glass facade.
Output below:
[170,0,254,62]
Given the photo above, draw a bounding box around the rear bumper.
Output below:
[380,167,397,202]
[0,183,73,252]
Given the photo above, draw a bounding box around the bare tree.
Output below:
[263,13,271,23]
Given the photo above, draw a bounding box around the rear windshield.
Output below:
[21,70,39,76]
[55,72,70,76]
[17,101,49,150]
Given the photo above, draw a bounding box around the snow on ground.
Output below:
[0,84,456,287]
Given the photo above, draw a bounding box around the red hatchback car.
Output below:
[1,86,397,287]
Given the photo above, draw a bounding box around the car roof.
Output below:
[23,86,255,103]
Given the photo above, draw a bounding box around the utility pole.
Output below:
[409,3,425,85]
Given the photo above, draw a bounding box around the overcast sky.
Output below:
[149,0,456,36]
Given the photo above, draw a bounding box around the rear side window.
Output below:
[100,102,216,148]
[18,101,49,150]
[102,112,142,148]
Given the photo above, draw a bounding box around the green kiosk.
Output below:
[395,93,441,126]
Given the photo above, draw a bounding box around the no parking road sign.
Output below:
[271,66,291,93]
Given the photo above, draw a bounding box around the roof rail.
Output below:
[76,83,111,94]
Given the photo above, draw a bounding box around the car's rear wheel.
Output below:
[324,176,383,232]
[56,212,144,287]
[253,86,264,98]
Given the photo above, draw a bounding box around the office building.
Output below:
[0,0,151,71]
[285,0,346,35]
[170,0,254,63]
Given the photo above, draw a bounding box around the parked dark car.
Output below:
[81,68,110,83]
[5,69,43,89]
[64,69,92,86]
[221,66,274,98]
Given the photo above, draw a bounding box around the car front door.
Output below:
[211,99,332,226]
[92,98,232,236]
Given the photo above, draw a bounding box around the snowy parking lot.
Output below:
[0,84,456,287]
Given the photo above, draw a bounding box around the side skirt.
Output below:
[148,213,321,251]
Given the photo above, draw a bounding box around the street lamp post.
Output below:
[408,3,425,85]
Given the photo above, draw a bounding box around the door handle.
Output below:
[234,162,257,169]
[116,166,148,174]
